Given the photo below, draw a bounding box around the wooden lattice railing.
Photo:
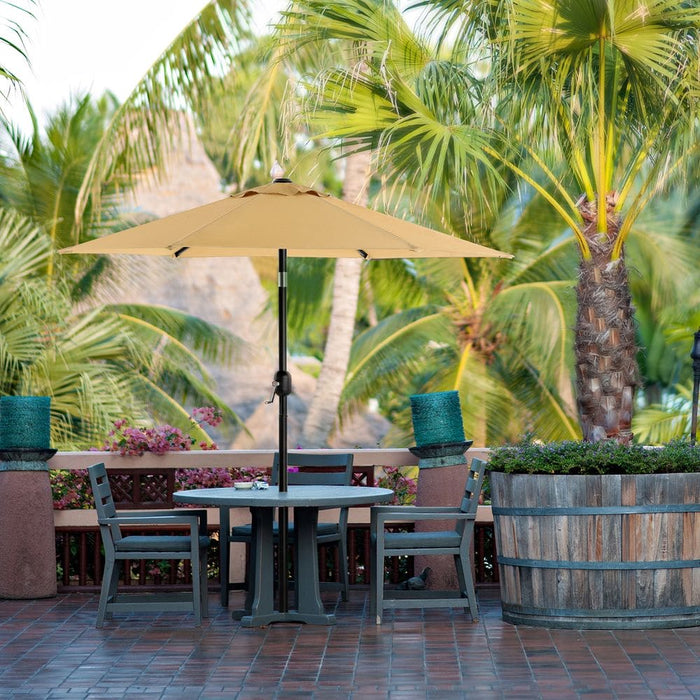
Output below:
[54,522,497,591]
[50,449,497,591]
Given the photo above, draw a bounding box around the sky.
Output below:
[3,0,283,131]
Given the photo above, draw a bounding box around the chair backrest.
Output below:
[89,463,116,519]
[88,463,123,544]
[271,452,354,487]
[460,457,488,517]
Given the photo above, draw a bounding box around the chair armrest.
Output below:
[371,505,474,527]
[114,509,208,534]
[372,506,462,514]
[102,514,206,534]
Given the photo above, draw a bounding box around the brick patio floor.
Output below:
[0,589,698,699]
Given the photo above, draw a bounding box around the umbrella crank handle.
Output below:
[265,371,292,404]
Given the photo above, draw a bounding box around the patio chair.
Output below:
[88,462,210,627]
[220,452,354,607]
[369,457,487,624]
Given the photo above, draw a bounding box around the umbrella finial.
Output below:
[270,160,285,180]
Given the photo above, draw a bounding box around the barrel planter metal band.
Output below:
[497,556,700,570]
[490,471,700,629]
[501,603,700,629]
[493,504,700,515]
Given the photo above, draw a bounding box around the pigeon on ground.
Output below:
[398,566,431,590]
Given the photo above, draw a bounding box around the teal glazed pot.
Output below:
[409,391,471,468]
[0,395,52,450]
[410,391,465,446]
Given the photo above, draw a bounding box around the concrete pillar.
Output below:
[0,396,57,599]
[414,460,470,590]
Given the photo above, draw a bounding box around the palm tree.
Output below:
[341,179,581,446]
[489,0,699,444]
[0,94,123,289]
[301,152,370,446]
[0,1,259,446]
[0,208,144,447]
[0,93,247,446]
[287,0,700,444]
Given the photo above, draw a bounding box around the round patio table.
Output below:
[173,484,393,626]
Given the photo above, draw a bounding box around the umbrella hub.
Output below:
[266,370,292,404]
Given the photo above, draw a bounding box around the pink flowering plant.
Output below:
[376,466,417,505]
[50,468,93,510]
[101,407,224,455]
[51,411,312,509]
[51,407,231,509]
[174,465,268,490]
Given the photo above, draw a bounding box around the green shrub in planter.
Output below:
[488,438,699,475]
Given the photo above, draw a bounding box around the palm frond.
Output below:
[76,0,252,224]
[343,307,454,406]
[108,303,247,365]
[0,0,34,101]
[626,206,700,312]
[632,384,693,445]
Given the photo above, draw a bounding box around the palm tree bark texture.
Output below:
[575,196,639,444]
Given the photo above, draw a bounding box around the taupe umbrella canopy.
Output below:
[61,178,511,617]
[61,180,512,260]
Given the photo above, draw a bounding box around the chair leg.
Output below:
[97,558,119,628]
[219,507,230,607]
[200,550,209,619]
[338,536,350,602]
[191,552,202,626]
[455,552,478,622]
[370,535,384,624]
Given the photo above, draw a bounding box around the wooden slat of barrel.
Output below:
[602,475,622,611]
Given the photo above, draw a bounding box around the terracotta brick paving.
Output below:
[0,589,698,699]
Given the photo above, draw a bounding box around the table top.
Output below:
[173,484,394,508]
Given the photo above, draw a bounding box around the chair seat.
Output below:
[115,535,211,553]
[384,531,461,549]
[231,523,340,538]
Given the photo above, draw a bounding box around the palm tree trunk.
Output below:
[301,149,371,446]
[574,199,640,444]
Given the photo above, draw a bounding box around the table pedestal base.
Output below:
[234,609,335,626]
[238,506,336,626]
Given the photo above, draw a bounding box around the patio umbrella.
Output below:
[61,178,512,612]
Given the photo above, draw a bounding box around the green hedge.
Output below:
[488,439,700,475]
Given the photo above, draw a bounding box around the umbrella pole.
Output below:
[276,248,291,613]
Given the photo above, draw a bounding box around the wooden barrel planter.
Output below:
[490,472,700,629]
